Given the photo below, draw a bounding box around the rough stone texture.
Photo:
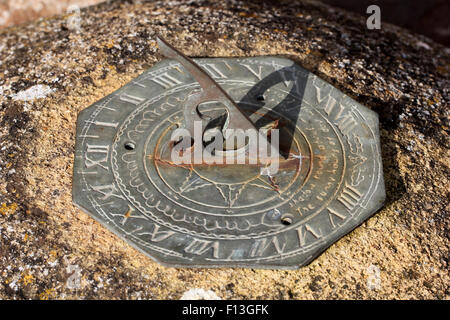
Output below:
[0,0,448,299]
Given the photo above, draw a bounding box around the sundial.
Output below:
[73,36,385,269]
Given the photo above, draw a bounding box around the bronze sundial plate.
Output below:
[73,56,385,269]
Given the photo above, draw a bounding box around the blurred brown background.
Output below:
[321,0,449,46]
[0,0,103,28]
[0,0,448,46]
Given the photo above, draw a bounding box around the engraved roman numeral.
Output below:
[327,207,346,228]
[85,120,119,128]
[132,80,146,88]
[296,224,322,247]
[249,236,286,257]
[202,63,227,79]
[318,88,358,136]
[323,97,338,115]
[90,183,124,200]
[337,183,362,211]
[240,63,263,80]
[184,238,219,258]
[86,144,109,153]
[151,72,182,89]
[146,224,175,242]
[85,144,109,170]
[117,205,144,225]
[78,134,100,139]
[336,112,358,136]
[314,85,336,112]
[119,93,146,105]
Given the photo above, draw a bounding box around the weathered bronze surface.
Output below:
[73,38,385,269]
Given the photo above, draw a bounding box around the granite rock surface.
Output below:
[0,0,448,299]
